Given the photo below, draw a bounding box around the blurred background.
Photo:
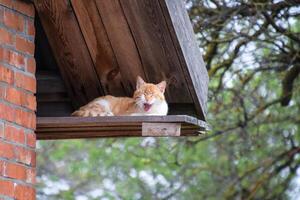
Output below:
[37,0,300,199]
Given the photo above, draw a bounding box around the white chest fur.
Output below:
[148,100,168,115]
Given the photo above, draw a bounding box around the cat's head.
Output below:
[133,76,167,112]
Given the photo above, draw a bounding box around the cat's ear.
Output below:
[136,76,146,89]
[157,81,166,93]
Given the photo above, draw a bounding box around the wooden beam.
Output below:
[36,115,209,139]
[34,0,104,108]
[159,0,209,119]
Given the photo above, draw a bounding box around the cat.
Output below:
[71,76,168,117]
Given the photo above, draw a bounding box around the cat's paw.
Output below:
[105,112,114,116]
[98,112,114,116]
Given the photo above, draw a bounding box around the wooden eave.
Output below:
[34,0,209,121]
[36,116,209,139]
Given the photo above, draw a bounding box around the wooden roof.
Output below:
[34,0,208,120]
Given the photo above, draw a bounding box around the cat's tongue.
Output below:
[144,103,152,112]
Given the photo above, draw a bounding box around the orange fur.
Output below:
[71,76,168,117]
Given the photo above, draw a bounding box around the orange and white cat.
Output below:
[71,76,168,117]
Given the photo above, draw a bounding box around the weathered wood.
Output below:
[36,115,209,139]
[34,0,103,108]
[70,0,125,96]
[119,0,192,103]
[37,93,70,103]
[34,15,59,72]
[158,0,209,119]
[37,71,67,94]
[94,0,146,96]
[37,102,73,117]
[167,103,197,116]
[142,123,181,136]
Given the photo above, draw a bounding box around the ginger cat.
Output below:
[71,76,168,117]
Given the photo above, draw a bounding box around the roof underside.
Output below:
[36,115,209,139]
[34,0,208,120]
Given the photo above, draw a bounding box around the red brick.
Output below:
[0,64,14,84]
[0,102,15,122]
[15,146,35,167]
[4,162,26,180]
[3,9,24,32]
[21,93,36,111]
[5,87,36,110]
[16,36,34,55]
[14,184,35,200]
[0,27,13,45]
[0,121,3,138]
[26,57,36,74]
[0,160,4,175]
[25,94,36,111]
[26,168,35,184]
[0,0,13,8]
[26,132,35,148]
[27,20,35,36]
[29,149,35,167]
[15,109,36,129]
[0,179,14,197]
[15,72,36,93]
[0,140,14,159]
[0,84,5,99]
[0,47,25,69]
[5,87,22,105]
[4,124,25,144]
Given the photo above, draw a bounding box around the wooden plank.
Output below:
[36,115,209,139]
[35,15,59,72]
[158,0,209,119]
[142,123,181,136]
[37,115,204,126]
[94,0,147,96]
[168,103,197,116]
[37,72,67,94]
[37,93,70,103]
[70,0,125,96]
[119,0,192,103]
[37,102,73,117]
[34,0,104,108]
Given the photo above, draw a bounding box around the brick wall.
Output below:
[0,0,36,199]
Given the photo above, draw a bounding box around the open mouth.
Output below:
[143,103,152,112]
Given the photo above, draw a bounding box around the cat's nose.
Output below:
[146,98,154,104]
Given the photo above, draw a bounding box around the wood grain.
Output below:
[158,0,209,119]
[37,71,67,94]
[70,0,125,96]
[142,123,181,136]
[94,0,146,96]
[36,115,209,139]
[37,102,73,117]
[34,0,103,108]
[119,0,192,103]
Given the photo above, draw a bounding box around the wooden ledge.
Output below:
[36,115,209,140]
